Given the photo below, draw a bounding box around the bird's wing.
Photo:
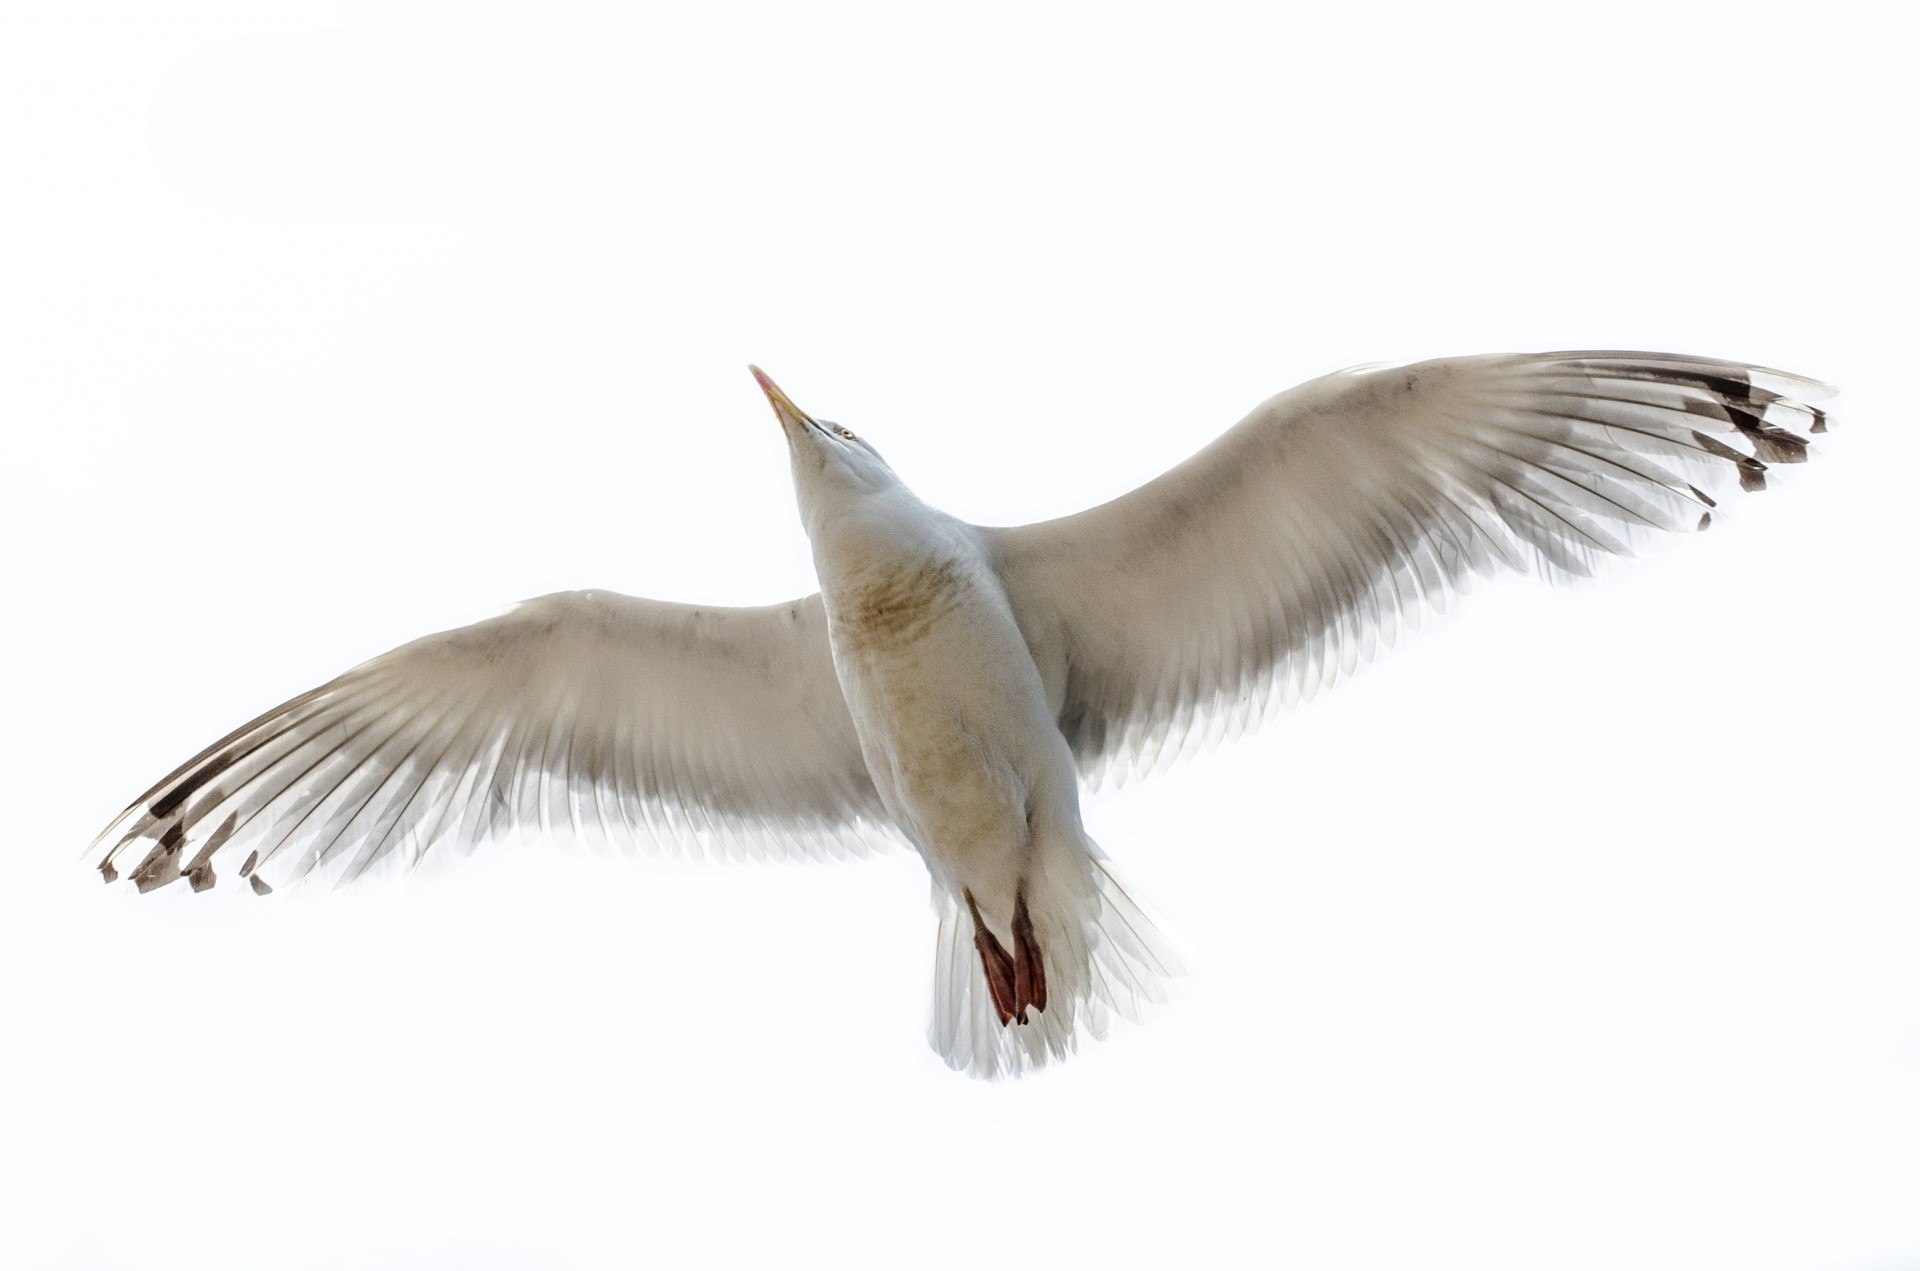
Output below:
[93,589,898,894]
[985,351,1832,787]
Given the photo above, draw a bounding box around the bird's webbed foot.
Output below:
[966,888,1048,1025]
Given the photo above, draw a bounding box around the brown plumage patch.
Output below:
[831,559,966,654]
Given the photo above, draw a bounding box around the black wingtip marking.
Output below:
[249,874,273,896]
[180,813,239,895]
[1682,396,1809,464]
[1809,407,1828,434]
[148,750,236,820]
[240,850,259,879]
[99,858,118,885]
[1687,484,1718,509]
[1689,428,1770,492]
[1689,428,1745,463]
[1697,512,1712,530]
[129,821,190,893]
[1738,413,1811,464]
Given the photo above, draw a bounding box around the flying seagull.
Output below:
[91,351,1831,1078]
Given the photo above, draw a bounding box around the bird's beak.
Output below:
[749,365,816,438]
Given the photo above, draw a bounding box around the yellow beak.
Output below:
[749,365,816,436]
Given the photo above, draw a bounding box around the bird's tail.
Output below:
[929,842,1181,1079]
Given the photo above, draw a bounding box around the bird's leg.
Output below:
[966,888,1047,1026]
[1011,890,1047,1017]
[966,890,1020,1024]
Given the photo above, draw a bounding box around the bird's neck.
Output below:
[806,489,975,601]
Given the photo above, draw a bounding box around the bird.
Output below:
[90,351,1832,1078]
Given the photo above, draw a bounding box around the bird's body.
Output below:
[91,351,1832,1077]
[796,415,1154,1052]
[818,501,1060,918]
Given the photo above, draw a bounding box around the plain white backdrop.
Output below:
[3,1,1916,1267]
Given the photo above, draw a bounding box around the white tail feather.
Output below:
[929,851,1181,1079]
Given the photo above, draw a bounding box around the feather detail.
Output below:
[987,351,1832,787]
[91,591,901,894]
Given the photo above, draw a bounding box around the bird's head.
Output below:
[750,366,903,524]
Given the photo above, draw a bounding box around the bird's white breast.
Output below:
[812,503,1070,900]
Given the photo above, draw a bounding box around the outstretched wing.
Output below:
[986,351,1832,787]
[93,589,898,894]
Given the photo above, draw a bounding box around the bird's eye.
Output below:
[835,426,857,441]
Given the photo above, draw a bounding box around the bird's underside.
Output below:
[90,350,1833,1078]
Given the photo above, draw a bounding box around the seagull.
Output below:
[91,351,1831,1078]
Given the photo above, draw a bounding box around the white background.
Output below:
[3,2,1916,1268]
